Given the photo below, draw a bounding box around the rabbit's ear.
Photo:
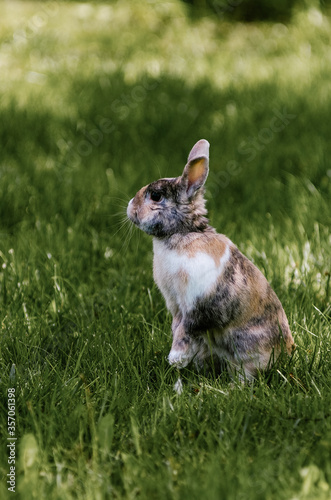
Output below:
[181,139,209,198]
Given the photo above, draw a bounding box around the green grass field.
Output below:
[0,1,330,498]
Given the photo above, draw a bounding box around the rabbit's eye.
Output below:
[150,191,163,202]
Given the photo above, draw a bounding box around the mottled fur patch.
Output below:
[127,178,210,237]
[153,237,231,313]
[164,231,229,266]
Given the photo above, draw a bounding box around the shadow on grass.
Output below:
[1,71,330,238]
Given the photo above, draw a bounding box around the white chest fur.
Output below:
[153,238,230,315]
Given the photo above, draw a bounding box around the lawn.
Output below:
[0,1,330,498]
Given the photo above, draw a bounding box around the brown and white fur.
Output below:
[127,139,294,380]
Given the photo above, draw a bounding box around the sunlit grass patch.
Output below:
[1,1,331,105]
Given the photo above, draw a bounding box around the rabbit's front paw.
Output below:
[168,348,191,368]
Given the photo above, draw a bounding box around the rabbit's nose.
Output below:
[127,199,139,224]
[126,199,133,217]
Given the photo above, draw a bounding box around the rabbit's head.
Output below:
[127,139,210,237]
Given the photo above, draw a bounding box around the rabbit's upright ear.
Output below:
[181,139,210,198]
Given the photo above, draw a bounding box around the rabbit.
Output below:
[127,139,295,381]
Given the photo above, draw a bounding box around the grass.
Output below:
[0,0,330,498]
